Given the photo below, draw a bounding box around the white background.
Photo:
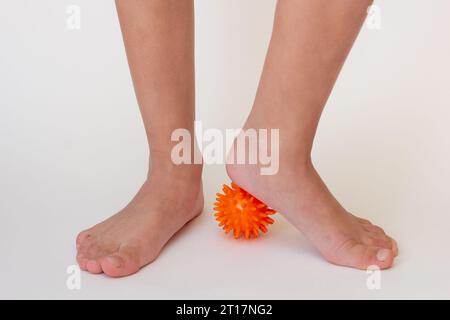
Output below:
[1,0,450,299]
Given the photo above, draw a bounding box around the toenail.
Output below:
[106,256,122,268]
[376,249,390,262]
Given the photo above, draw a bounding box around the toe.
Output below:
[366,236,393,251]
[365,231,398,257]
[76,252,88,271]
[100,256,126,277]
[388,237,399,256]
[76,230,91,249]
[357,218,371,225]
[330,240,395,270]
[77,240,110,274]
[77,236,94,255]
[84,243,109,260]
[351,244,394,270]
[363,225,386,235]
[86,260,103,274]
[99,247,141,278]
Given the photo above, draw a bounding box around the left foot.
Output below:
[226,146,398,270]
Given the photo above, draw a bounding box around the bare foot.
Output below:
[227,156,398,270]
[76,167,203,277]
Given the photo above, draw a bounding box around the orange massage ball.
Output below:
[214,183,276,239]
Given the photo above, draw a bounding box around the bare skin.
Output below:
[76,0,202,277]
[76,0,398,277]
[227,0,398,269]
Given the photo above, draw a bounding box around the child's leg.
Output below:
[76,0,203,277]
[227,0,398,269]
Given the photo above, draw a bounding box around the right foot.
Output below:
[76,167,203,277]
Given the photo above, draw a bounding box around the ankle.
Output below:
[148,162,202,182]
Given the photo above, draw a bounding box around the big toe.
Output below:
[100,249,141,278]
[333,243,395,270]
[355,245,394,270]
[367,233,399,257]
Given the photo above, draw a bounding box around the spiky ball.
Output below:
[214,183,276,239]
